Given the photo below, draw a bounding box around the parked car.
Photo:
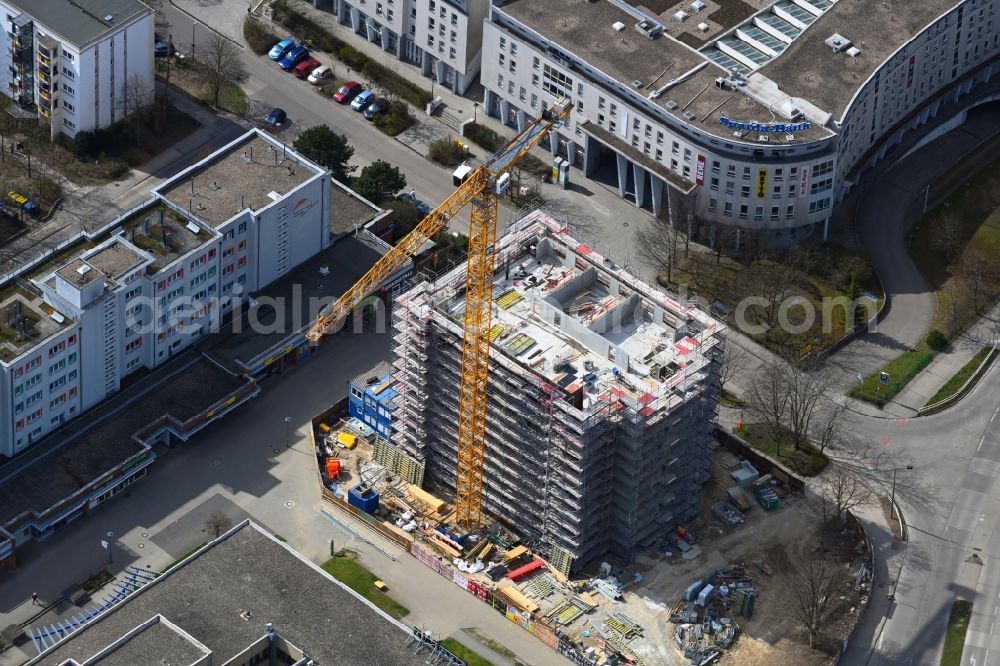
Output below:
[154,41,176,58]
[333,81,362,103]
[279,46,309,71]
[263,108,287,128]
[307,65,332,85]
[398,191,432,217]
[350,89,375,111]
[293,56,322,79]
[363,98,388,120]
[268,39,295,61]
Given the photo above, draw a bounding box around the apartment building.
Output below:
[0,0,154,138]
[327,0,489,94]
[391,210,722,570]
[481,0,1000,246]
[0,129,333,457]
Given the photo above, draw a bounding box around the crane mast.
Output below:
[306,100,571,527]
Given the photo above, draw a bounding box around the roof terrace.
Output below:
[120,204,211,273]
[158,133,322,229]
[0,284,72,363]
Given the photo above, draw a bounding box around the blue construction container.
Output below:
[348,361,397,439]
[348,486,380,514]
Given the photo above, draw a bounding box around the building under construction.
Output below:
[390,210,723,571]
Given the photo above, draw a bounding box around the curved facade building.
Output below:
[480,0,1000,245]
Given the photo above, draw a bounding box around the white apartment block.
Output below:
[324,0,488,94]
[481,0,1000,246]
[0,130,332,456]
[0,0,154,138]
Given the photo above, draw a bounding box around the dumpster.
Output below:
[6,191,38,214]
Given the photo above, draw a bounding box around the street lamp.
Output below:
[284,416,293,449]
[191,22,198,60]
[890,465,914,507]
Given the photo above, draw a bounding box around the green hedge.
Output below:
[464,122,507,152]
[243,18,278,55]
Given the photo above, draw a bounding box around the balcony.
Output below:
[38,106,50,117]
[38,89,50,101]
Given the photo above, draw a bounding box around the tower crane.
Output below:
[306,99,571,527]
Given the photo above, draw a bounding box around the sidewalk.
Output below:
[889,304,999,414]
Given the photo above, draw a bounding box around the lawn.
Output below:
[940,599,973,666]
[736,423,829,476]
[908,157,1000,338]
[321,550,410,619]
[850,348,935,405]
[438,639,496,666]
[924,347,995,408]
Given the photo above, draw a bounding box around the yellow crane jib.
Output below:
[306,98,571,529]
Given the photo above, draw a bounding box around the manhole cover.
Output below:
[141,532,149,538]
[272,448,281,454]
[138,543,145,549]
[623,222,629,227]
[285,501,294,508]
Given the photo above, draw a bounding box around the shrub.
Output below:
[243,18,278,55]
[34,177,62,202]
[926,328,948,351]
[427,138,466,167]
[373,101,416,136]
[464,122,507,152]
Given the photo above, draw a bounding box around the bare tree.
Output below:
[635,214,684,285]
[813,398,848,456]
[929,212,963,263]
[205,511,233,538]
[743,361,791,454]
[784,364,829,451]
[201,34,246,109]
[822,462,874,524]
[119,74,151,143]
[783,557,846,649]
[959,247,998,315]
[719,337,750,391]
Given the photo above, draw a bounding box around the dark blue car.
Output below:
[278,45,309,71]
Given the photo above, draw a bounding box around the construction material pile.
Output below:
[670,565,760,664]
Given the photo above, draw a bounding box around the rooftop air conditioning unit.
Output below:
[733,130,744,138]
[635,19,664,38]
[785,133,795,141]
[758,134,769,142]
[665,100,679,109]
[846,46,861,57]
[683,110,696,120]
[825,33,853,53]
[632,79,644,88]
[697,22,710,32]
[613,21,626,31]
[715,77,727,89]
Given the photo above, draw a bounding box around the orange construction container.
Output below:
[325,458,341,479]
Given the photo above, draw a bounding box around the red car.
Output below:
[333,81,362,103]
[293,56,321,79]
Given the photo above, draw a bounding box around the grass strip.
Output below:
[737,424,829,476]
[321,550,409,619]
[924,347,994,408]
[940,599,973,666]
[162,542,207,573]
[438,639,496,666]
[850,348,935,405]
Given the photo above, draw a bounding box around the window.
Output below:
[62,83,74,95]
[238,221,247,233]
[710,177,719,191]
[498,73,504,88]
[812,161,834,177]
[770,206,780,221]
[499,54,505,67]
[62,101,75,112]
[671,142,679,155]
[810,178,833,195]
[63,118,75,130]
[774,168,783,181]
[542,63,573,97]
[532,56,540,70]
[742,166,751,180]
[739,204,748,219]
[772,186,781,199]
[62,66,75,79]
[723,202,733,217]
[727,164,736,177]
[754,206,764,221]
[786,205,795,219]
[712,160,720,173]
[809,197,832,213]
[708,197,718,211]
[683,148,692,161]
[63,52,74,62]
[530,93,537,108]
[740,185,750,198]
[725,181,734,195]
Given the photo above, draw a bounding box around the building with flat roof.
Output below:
[481,0,1000,246]
[328,0,490,94]
[0,0,154,138]
[26,521,464,666]
[0,129,352,457]
[391,210,722,570]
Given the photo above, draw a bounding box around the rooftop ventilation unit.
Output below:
[665,100,679,109]
[785,133,795,141]
[672,11,689,22]
[715,77,727,90]
[635,19,664,38]
[632,79,644,88]
[825,33,852,53]
[733,130,744,138]
[758,134,769,142]
[846,46,861,57]
[186,221,201,234]
[697,22,710,32]
[613,21,626,31]
[104,14,114,22]
[683,110,696,120]
[690,0,706,11]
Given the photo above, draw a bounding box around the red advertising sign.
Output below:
[799,168,809,198]
[696,155,706,186]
